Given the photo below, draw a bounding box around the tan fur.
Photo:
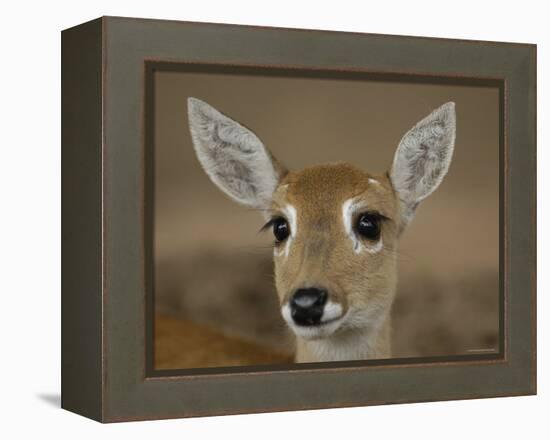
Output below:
[270,163,400,361]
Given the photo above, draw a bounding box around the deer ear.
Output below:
[390,102,456,225]
[187,98,285,209]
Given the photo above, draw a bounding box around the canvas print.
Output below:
[151,68,500,370]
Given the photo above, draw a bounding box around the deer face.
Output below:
[268,164,400,340]
[187,98,455,342]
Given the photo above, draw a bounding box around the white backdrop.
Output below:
[0,1,546,438]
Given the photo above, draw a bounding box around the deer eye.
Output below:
[272,217,290,243]
[356,213,381,240]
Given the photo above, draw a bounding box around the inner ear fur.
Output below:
[390,102,456,225]
[187,97,286,209]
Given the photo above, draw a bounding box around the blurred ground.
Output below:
[155,251,499,369]
[155,313,292,369]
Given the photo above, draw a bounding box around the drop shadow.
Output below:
[37,393,61,408]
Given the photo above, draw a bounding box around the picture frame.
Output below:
[61,16,536,422]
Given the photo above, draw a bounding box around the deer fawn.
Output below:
[187,98,456,363]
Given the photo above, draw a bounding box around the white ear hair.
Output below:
[390,102,456,224]
[187,98,284,209]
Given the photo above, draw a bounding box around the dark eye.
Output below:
[356,213,381,240]
[272,217,290,243]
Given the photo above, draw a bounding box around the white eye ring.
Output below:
[342,198,383,254]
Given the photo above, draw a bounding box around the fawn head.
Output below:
[187,98,455,341]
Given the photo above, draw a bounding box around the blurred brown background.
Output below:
[153,69,500,369]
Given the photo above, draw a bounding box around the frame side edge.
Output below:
[530,43,537,395]
[61,18,104,422]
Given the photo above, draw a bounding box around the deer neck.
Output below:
[294,312,392,363]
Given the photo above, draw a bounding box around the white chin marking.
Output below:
[281,303,293,323]
[280,302,345,340]
[321,302,343,322]
[342,197,383,254]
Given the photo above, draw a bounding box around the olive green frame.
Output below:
[61,16,536,423]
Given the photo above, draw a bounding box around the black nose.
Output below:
[290,288,328,326]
